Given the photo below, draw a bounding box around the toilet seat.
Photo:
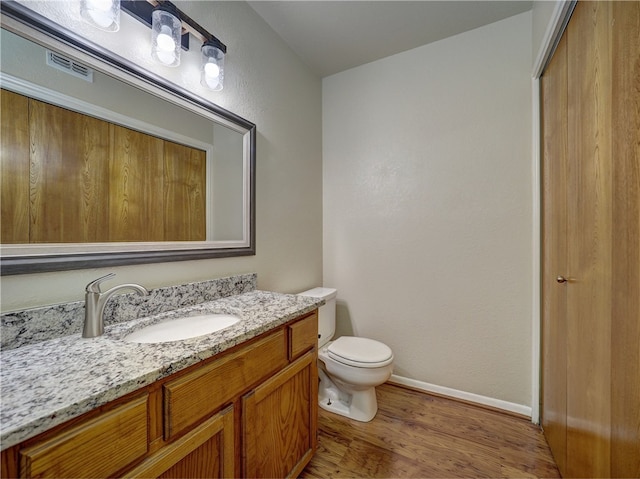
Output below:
[327,336,394,368]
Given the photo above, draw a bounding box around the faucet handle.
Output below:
[86,273,116,293]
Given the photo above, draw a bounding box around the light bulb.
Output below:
[80,0,120,32]
[204,62,220,79]
[156,26,176,52]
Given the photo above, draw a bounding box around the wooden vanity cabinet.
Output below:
[242,312,319,478]
[0,310,318,479]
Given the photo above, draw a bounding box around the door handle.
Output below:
[556,276,567,284]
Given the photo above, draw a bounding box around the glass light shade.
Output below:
[201,42,225,91]
[151,7,181,67]
[80,0,120,32]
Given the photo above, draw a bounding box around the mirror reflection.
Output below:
[0,14,255,274]
[2,28,244,243]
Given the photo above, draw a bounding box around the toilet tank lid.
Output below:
[298,287,337,300]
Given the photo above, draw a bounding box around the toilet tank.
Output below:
[298,287,337,348]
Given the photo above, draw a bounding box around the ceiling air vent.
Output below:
[46,50,94,83]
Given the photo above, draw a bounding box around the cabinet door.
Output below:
[127,405,234,479]
[243,351,318,478]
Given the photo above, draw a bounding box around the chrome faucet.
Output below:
[83,273,149,338]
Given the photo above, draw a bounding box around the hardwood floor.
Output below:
[301,384,560,478]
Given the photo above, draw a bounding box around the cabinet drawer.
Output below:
[164,330,287,440]
[289,311,318,360]
[19,394,148,478]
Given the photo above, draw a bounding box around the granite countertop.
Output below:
[0,290,323,450]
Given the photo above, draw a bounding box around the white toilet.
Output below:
[298,287,394,422]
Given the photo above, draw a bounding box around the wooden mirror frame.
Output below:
[0,1,256,275]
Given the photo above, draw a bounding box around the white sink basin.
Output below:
[124,314,240,343]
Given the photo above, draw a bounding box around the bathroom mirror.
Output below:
[0,1,256,275]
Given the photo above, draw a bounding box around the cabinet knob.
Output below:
[556,276,567,283]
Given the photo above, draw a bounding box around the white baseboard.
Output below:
[388,374,533,419]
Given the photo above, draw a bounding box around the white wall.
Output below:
[323,12,533,407]
[1,1,323,311]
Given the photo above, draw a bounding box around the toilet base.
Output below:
[318,368,378,422]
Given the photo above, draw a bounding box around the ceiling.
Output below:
[248,1,533,77]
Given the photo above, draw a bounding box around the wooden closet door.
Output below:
[566,3,613,477]
[610,2,640,478]
[540,31,568,477]
[542,3,640,477]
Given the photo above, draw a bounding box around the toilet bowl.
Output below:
[298,288,394,422]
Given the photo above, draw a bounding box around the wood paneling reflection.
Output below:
[0,91,207,243]
[1,90,30,244]
[29,98,110,243]
[163,142,206,241]
[109,124,164,242]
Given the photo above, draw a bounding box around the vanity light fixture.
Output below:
[151,3,181,67]
[201,38,225,91]
[80,0,120,32]
[118,0,227,89]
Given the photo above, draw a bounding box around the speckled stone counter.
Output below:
[1,273,258,350]
[0,290,323,450]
